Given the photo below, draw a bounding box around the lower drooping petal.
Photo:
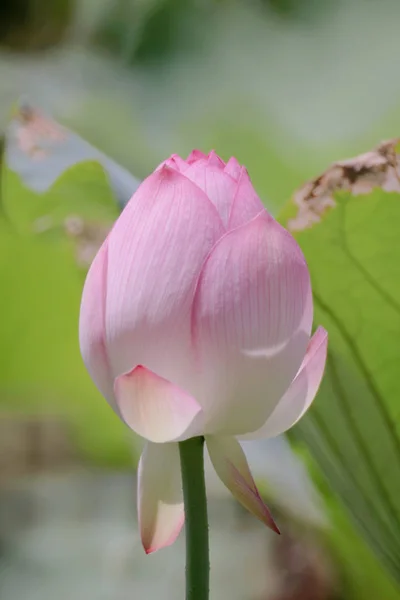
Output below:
[114,366,204,443]
[242,327,328,440]
[191,210,313,435]
[137,442,184,554]
[206,435,280,533]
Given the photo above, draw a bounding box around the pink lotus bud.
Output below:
[79,150,327,553]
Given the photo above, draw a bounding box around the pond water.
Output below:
[0,470,278,599]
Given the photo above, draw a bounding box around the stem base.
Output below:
[179,436,210,600]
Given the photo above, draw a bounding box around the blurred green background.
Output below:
[1,1,400,599]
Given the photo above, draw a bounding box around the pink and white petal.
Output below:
[157,154,189,173]
[242,327,328,440]
[207,150,226,169]
[228,168,265,229]
[138,442,184,553]
[187,149,207,163]
[183,162,237,226]
[105,167,225,391]
[224,157,242,181]
[114,365,204,443]
[79,239,115,408]
[206,436,279,533]
[191,211,313,435]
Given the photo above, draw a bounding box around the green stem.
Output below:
[179,436,210,600]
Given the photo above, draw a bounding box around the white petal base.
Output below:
[115,365,203,443]
[206,435,279,533]
[243,327,328,440]
[138,442,184,553]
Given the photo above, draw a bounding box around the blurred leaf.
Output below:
[261,0,329,21]
[296,450,400,600]
[132,0,192,65]
[0,0,73,51]
[328,501,400,600]
[280,140,400,585]
[0,224,133,466]
[3,162,117,234]
[96,0,210,66]
[5,104,140,211]
[0,110,144,466]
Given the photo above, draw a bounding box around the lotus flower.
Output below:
[79,150,328,554]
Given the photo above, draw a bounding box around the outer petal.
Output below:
[105,167,225,393]
[187,149,207,163]
[183,161,237,226]
[138,442,184,553]
[224,157,242,181]
[207,150,226,169]
[206,436,279,533]
[242,327,328,440]
[191,211,312,435]
[228,167,265,229]
[157,154,189,173]
[79,239,115,408]
[114,365,204,443]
